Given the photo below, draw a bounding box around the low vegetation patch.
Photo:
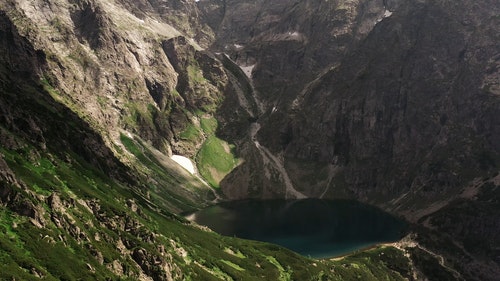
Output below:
[119,133,211,212]
[195,116,240,188]
[197,136,240,188]
[200,116,217,135]
[179,123,203,142]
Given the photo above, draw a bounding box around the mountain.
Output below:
[207,0,500,279]
[0,0,499,280]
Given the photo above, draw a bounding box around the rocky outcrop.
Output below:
[417,179,500,281]
[1,0,229,157]
[161,36,230,155]
[201,0,394,108]
[0,155,21,203]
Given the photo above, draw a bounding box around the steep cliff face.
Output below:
[281,0,500,203]
[202,0,403,199]
[201,0,394,108]
[2,0,231,159]
[215,0,499,209]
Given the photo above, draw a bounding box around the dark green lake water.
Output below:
[187,199,407,258]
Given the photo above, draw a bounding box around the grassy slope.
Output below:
[197,117,240,188]
[119,133,212,213]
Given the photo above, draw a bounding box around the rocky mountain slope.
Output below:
[202,0,500,279]
[0,0,499,280]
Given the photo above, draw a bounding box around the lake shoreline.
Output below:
[189,199,408,259]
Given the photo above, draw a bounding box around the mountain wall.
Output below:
[206,0,500,279]
[280,0,499,206]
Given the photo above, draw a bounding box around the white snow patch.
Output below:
[233,44,244,49]
[376,9,393,24]
[185,213,196,221]
[282,31,304,41]
[240,64,255,78]
[171,155,196,174]
[227,52,254,77]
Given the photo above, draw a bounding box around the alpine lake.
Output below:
[186,199,407,259]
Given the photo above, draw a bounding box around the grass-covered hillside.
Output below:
[197,116,241,188]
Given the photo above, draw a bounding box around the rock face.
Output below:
[214,0,499,207]
[0,0,231,158]
[281,0,500,203]
[201,0,392,107]
[203,0,401,199]
[0,8,130,180]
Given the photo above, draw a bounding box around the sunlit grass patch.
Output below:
[196,136,240,188]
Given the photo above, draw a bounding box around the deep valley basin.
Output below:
[187,199,407,258]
